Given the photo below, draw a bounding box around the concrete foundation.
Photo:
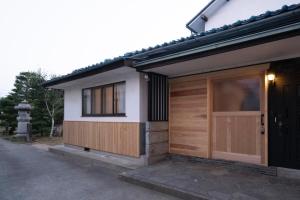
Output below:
[50,144,147,170]
[145,121,169,165]
[50,121,170,168]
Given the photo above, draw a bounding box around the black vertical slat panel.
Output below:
[154,75,159,120]
[160,76,163,120]
[147,73,168,121]
[163,78,167,120]
[151,74,154,120]
[160,76,163,121]
[148,74,152,121]
[151,74,154,121]
[157,75,159,120]
[166,78,169,120]
[160,77,165,120]
[152,74,157,121]
[150,75,153,120]
[152,74,156,120]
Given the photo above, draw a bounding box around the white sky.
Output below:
[0,0,209,97]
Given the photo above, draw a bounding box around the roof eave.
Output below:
[43,59,126,88]
[136,22,300,71]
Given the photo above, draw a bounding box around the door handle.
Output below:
[278,121,284,129]
[261,114,264,126]
[261,114,265,134]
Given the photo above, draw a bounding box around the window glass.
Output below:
[114,83,126,114]
[83,89,91,115]
[92,88,102,114]
[213,77,260,112]
[103,86,113,114]
[82,82,126,116]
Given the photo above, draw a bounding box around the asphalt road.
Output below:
[0,138,179,200]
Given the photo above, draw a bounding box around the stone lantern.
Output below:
[14,101,32,141]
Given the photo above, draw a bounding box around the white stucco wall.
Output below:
[205,0,300,30]
[63,69,148,122]
[139,73,148,122]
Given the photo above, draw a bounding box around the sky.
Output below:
[0,0,210,97]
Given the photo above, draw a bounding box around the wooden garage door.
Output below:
[169,75,209,158]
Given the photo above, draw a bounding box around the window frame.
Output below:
[82,81,126,117]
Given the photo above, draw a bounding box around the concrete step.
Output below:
[119,160,300,200]
[49,145,146,170]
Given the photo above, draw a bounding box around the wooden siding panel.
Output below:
[63,121,140,157]
[169,75,209,158]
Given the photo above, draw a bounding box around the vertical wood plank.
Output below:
[63,121,140,157]
[169,75,209,158]
[207,78,212,158]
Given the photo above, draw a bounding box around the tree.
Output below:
[0,95,18,134]
[0,70,64,137]
[11,71,51,135]
[44,89,63,137]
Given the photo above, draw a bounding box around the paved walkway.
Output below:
[0,138,179,200]
[121,160,300,200]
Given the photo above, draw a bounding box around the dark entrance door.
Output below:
[269,59,300,169]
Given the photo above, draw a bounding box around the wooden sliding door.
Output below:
[212,75,264,164]
[168,66,268,164]
[169,75,209,158]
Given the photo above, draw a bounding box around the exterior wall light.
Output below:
[267,73,275,82]
[144,74,150,82]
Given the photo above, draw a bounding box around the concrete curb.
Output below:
[119,172,209,200]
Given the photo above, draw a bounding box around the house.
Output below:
[44,0,300,170]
